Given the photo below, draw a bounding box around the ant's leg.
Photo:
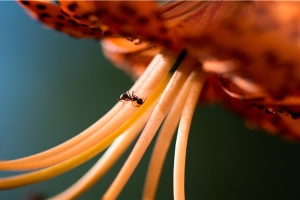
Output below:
[118,100,126,107]
[133,103,141,107]
[132,91,137,99]
[143,97,147,104]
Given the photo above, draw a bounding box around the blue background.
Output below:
[1,2,300,199]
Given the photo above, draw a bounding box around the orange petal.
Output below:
[58,1,173,47]
[169,1,251,41]
[182,2,300,105]
[18,0,105,39]
[101,38,161,79]
[200,76,300,141]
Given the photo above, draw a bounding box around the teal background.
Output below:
[1,2,300,200]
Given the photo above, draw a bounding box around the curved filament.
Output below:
[142,66,197,200]
[103,55,198,199]
[173,67,206,200]
[0,52,175,170]
[0,73,170,190]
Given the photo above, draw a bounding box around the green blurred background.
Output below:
[1,2,300,200]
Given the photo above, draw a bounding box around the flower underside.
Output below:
[2,0,300,199]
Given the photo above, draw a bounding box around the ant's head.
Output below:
[136,98,144,105]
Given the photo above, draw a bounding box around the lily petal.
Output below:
[101,37,161,79]
[200,76,300,141]
[182,2,300,106]
[18,0,105,39]
[57,1,173,46]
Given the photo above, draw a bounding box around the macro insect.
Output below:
[118,91,146,107]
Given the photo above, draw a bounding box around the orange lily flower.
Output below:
[1,1,300,199]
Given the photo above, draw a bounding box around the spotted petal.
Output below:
[57,1,173,46]
[176,2,300,118]
[18,0,105,39]
[101,37,161,79]
[200,76,300,141]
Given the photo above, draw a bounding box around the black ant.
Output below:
[118,91,146,107]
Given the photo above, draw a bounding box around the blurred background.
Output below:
[1,2,300,200]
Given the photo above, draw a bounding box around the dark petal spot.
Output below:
[159,26,167,34]
[39,13,51,20]
[95,8,107,17]
[137,16,149,25]
[36,4,47,10]
[272,87,289,100]
[162,39,172,47]
[289,111,300,119]
[225,22,238,32]
[291,114,299,119]
[68,19,77,24]
[67,2,78,12]
[89,27,102,31]
[120,4,136,16]
[20,1,30,6]
[230,49,251,64]
[257,105,264,109]
[73,15,80,20]
[55,22,64,27]
[111,15,126,24]
[70,23,80,27]
[148,36,158,42]
[57,15,65,20]
[81,13,89,19]
[264,50,278,65]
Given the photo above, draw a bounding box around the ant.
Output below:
[118,91,146,107]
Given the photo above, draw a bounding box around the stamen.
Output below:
[102,55,198,200]
[49,51,180,198]
[50,96,157,200]
[0,70,170,189]
[142,63,198,200]
[0,51,176,171]
[0,103,121,169]
[174,66,207,200]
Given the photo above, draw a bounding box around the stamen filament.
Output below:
[0,52,175,170]
[173,66,207,200]
[103,55,198,200]
[0,71,171,189]
[0,105,120,167]
[142,66,197,200]
[50,96,158,200]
